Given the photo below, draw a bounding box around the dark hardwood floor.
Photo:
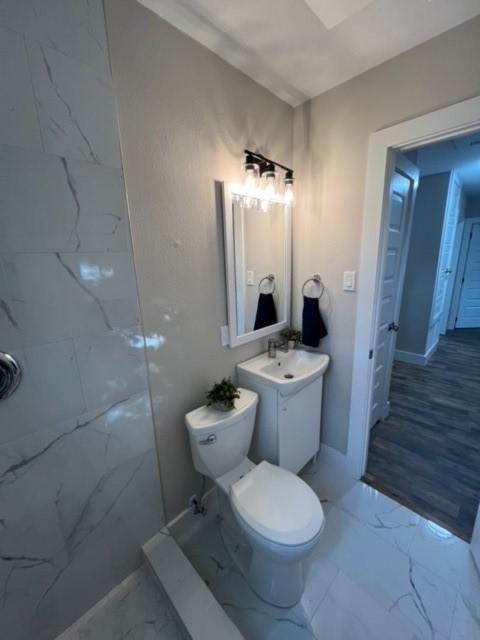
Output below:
[363,329,480,541]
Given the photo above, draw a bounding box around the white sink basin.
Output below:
[237,349,330,396]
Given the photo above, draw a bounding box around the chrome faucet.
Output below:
[267,338,289,358]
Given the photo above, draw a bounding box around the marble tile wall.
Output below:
[0,1,164,639]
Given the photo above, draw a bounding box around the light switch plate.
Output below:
[343,270,356,291]
[247,270,255,286]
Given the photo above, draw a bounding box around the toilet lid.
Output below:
[230,461,324,546]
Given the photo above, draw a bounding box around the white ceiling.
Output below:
[415,132,480,196]
[139,0,480,106]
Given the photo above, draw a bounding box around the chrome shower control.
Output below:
[0,352,22,400]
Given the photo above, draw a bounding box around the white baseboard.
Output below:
[394,341,438,366]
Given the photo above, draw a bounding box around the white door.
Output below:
[472,502,480,573]
[370,155,419,428]
[456,223,480,328]
[427,174,461,336]
[439,177,462,334]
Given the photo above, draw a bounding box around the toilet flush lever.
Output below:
[199,434,216,445]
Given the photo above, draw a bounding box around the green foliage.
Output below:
[281,327,302,343]
[206,377,241,410]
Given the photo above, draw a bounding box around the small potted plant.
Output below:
[206,377,241,411]
[281,328,302,350]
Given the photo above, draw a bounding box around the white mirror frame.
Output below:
[222,181,292,348]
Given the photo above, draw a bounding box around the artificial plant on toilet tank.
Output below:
[0,2,163,639]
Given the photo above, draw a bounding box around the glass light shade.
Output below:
[263,167,277,200]
[284,182,294,206]
[284,170,294,206]
[244,163,259,192]
[243,153,260,196]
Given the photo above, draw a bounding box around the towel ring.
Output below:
[258,274,276,294]
[302,274,324,299]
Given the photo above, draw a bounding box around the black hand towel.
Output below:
[302,296,328,347]
[254,293,277,330]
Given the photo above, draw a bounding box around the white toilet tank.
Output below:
[185,388,258,479]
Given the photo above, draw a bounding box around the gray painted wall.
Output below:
[466,194,480,218]
[104,0,293,521]
[104,0,480,519]
[397,173,451,355]
[0,2,163,639]
[293,16,480,453]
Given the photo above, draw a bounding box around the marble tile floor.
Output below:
[181,455,480,640]
[56,565,187,640]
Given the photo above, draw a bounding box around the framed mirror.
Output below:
[222,182,292,347]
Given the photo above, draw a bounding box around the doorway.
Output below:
[364,131,480,540]
[347,97,480,551]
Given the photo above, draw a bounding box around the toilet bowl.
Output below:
[185,388,325,607]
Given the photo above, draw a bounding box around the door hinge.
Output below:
[368,349,373,360]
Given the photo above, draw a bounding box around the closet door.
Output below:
[429,176,462,344]
[438,176,462,334]
[456,223,480,328]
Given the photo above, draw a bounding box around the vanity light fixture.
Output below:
[242,149,294,209]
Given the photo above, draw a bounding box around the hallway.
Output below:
[364,330,480,541]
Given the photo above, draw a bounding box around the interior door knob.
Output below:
[388,322,400,332]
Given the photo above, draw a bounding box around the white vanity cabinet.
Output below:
[278,378,323,473]
[237,369,325,474]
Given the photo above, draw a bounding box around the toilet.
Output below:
[185,388,325,607]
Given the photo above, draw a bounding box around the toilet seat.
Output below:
[230,460,324,547]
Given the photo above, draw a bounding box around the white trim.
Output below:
[451,217,480,329]
[394,341,438,366]
[233,204,247,335]
[347,96,480,479]
[448,219,466,329]
[222,183,292,348]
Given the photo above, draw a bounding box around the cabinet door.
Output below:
[278,380,322,473]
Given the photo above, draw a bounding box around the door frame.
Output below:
[451,217,480,328]
[347,95,480,479]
